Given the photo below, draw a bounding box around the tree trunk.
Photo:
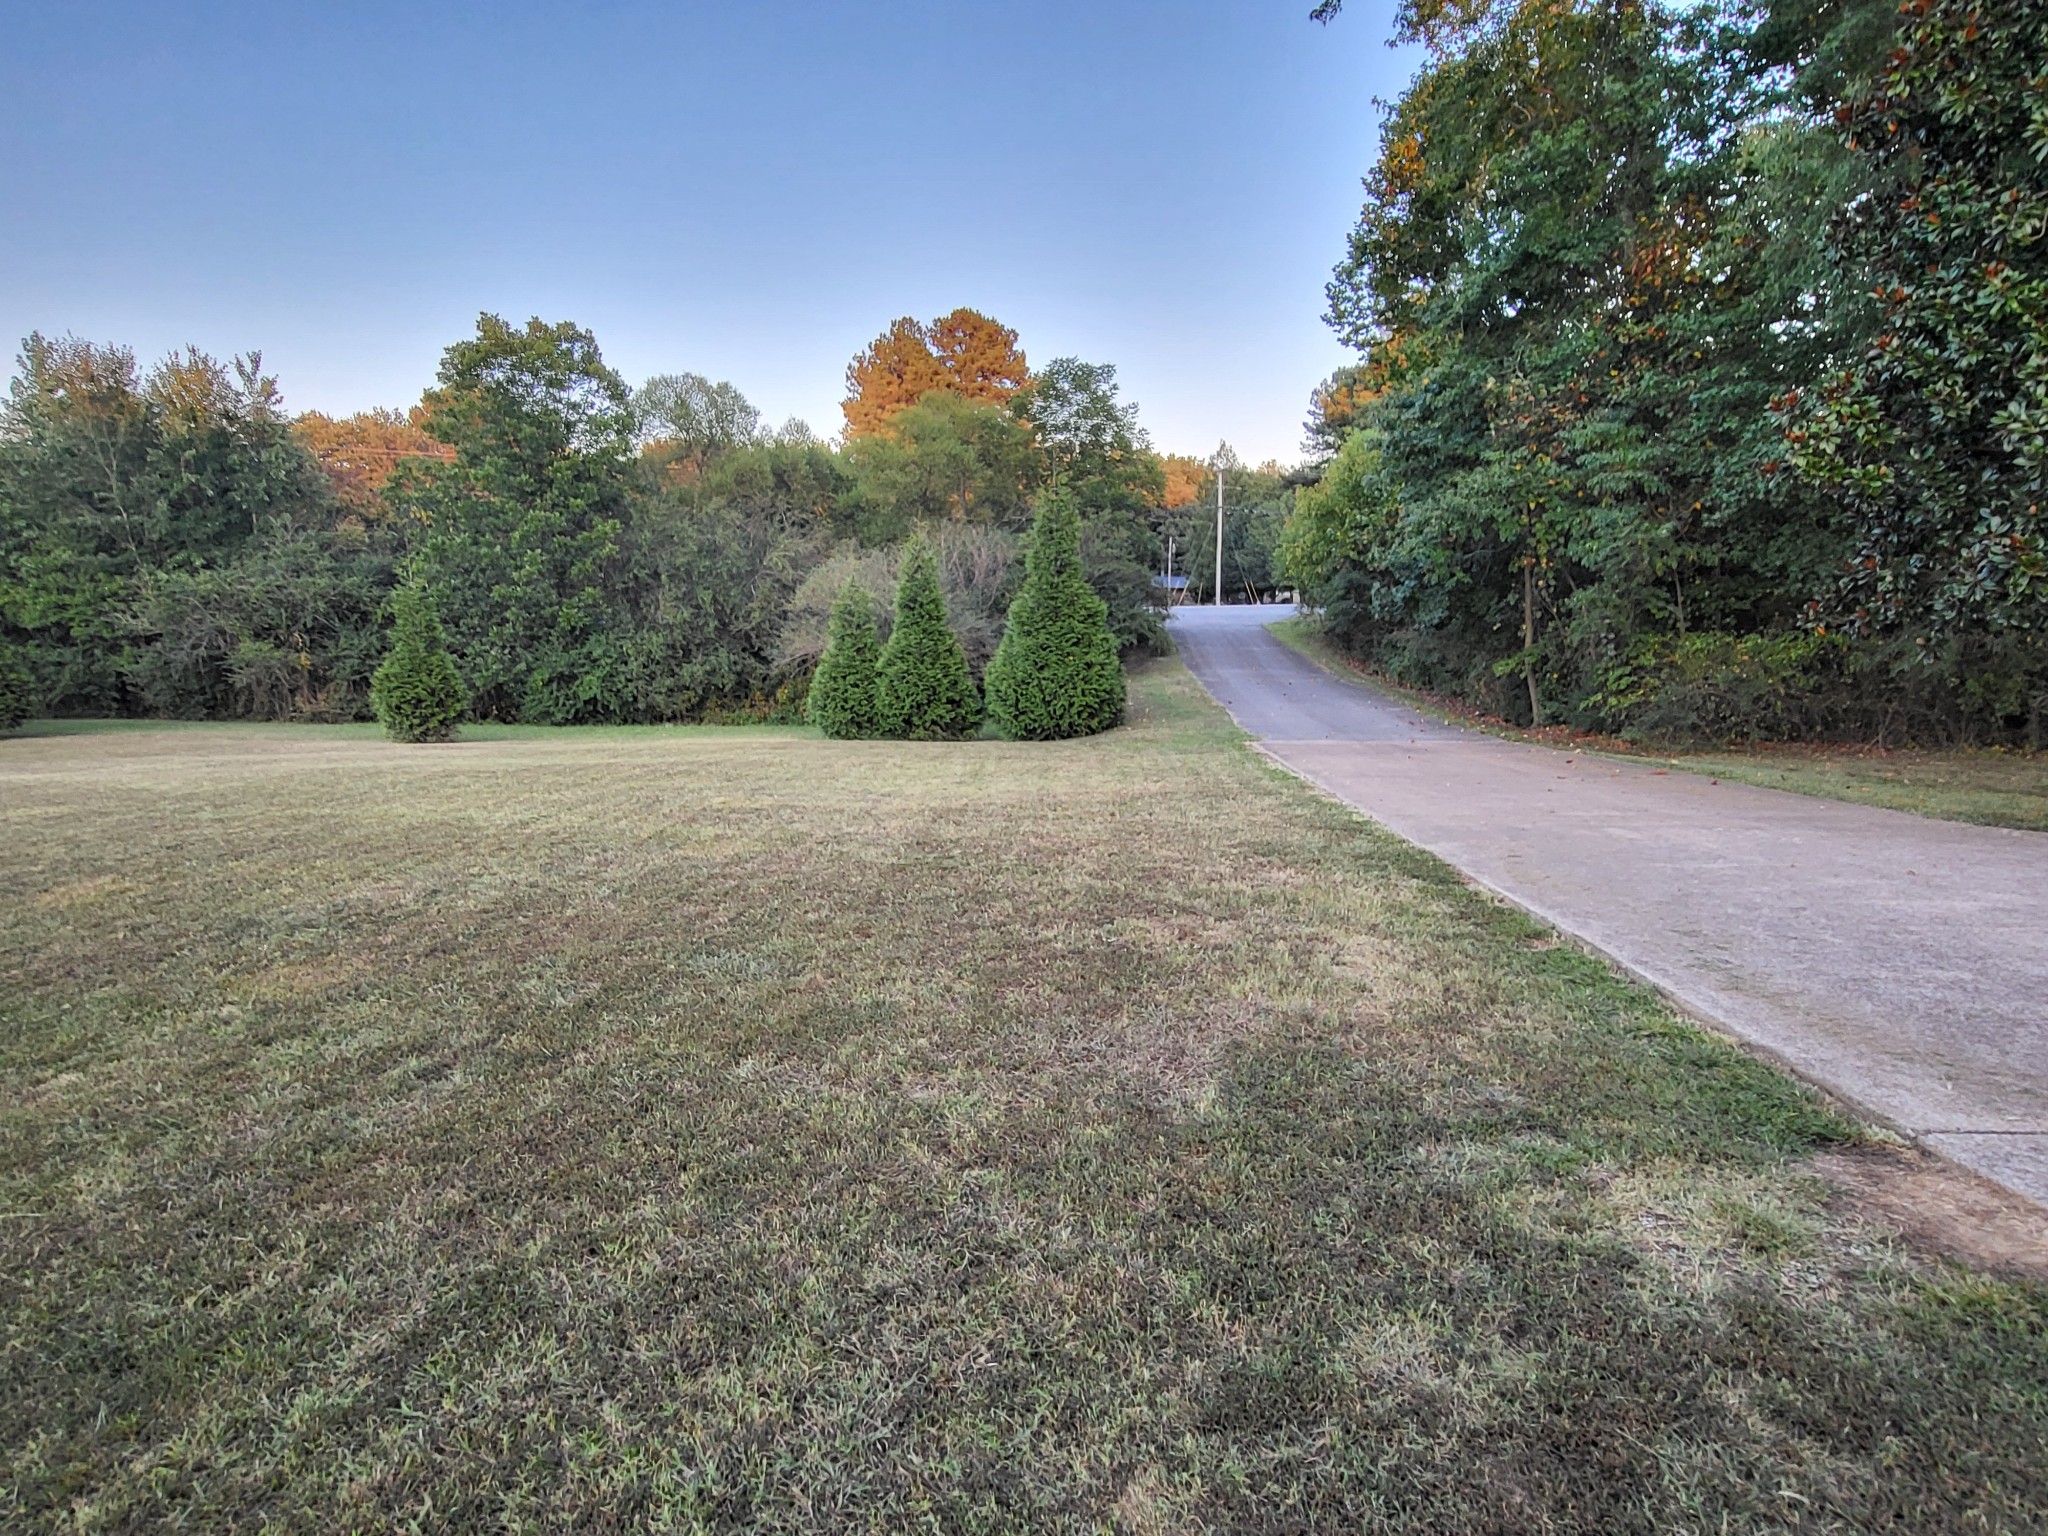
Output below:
[1523,560,1542,728]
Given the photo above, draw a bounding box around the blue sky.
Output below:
[0,2,1414,463]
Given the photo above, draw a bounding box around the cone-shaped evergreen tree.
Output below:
[371,583,467,742]
[806,581,884,738]
[985,489,1125,739]
[876,534,981,740]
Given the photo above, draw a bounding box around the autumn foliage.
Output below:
[842,308,1029,438]
[1,308,1186,732]
[1158,454,1208,511]
[292,409,452,518]
[293,408,453,517]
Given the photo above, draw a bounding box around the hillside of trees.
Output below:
[0,309,1253,727]
[1287,0,2045,745]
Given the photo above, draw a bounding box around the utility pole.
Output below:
[1213,465,1224,607]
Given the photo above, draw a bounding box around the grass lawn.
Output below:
[1659,745,2048,833]
[1267,617,2048,834]
[2,664,2043,1532]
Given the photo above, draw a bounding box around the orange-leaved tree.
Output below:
[293,407,452,519]
[1158,454,1208,510]
[842,308,1028,438]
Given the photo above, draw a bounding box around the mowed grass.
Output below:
[2,665,2043,1534]
[1267,616,2048,832]
[1662,745,2048,833]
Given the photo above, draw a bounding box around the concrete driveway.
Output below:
[1171,604,2048,1210]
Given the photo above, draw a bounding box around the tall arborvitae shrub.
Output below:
[371,583,466,742]
[876,534,982,740]
[985,490,1126,739]
[807,582,884,738]
[0,645,33,731]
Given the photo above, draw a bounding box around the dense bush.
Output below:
[370,584,465,742]
[0,644,32,730]
[1596,631,2048,748]
[876,535,981,740]
[0,335,344,717]
[1585,632,1847,744]
[985,491,1124,739]
[126,521,392,720]
[806,583,883,739]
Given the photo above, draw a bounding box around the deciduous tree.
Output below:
[1159,454,1208,511]
[1297,0,1917,734]
[391,315,635,723]
[845,392,1039,539]
[292,408,451,518]
[1780,0,2047,677]
[634,372,763,477]
[842,309,1028,438]
[0,333,336,714]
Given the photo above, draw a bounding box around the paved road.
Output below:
[1172,604,2048,1209]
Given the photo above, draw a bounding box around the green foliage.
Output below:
[632,372,762,472]
[1281,431,1396,608]
[616,492,828,722]
[1015,357,1173,650]
[0,312,1184,734]
[0,643,33,729]
[0,333,342,715]
[843,392,1039,542]
[1297,0,2043,742]
[1015,358,1152,490]
[1180,449,1294,606]
[126,521,393,720]
[985,490,1125,739]
[778,525,1019,679]
[392,314,635,723]
[806,582,884,738]
[370,583,465,742]
[876,534,981,740]
[1780,0,2048,654]
[1587,631,1847,745]
[689,432,849,531]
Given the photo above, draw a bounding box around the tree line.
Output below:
[0,307,1244,730]
[1285,0,2045,745]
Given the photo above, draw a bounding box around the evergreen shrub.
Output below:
[985,491,1125,739]
[876,535,981,740]
[370,584,466,743]
[806,582,884,738]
